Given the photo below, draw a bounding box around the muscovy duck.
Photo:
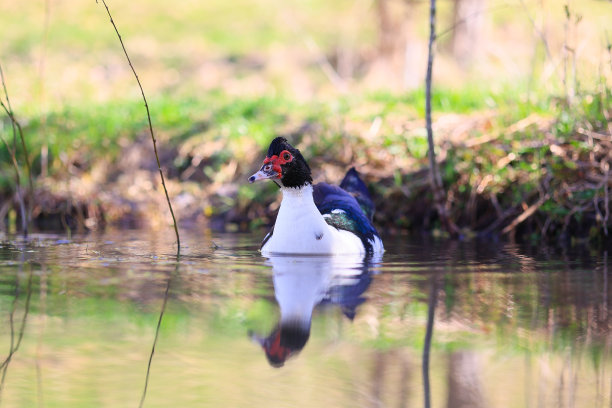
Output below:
[250,254,376,367]
[248,137,384,255]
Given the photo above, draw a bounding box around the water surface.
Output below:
[0,230,610,408]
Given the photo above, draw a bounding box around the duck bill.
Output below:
[248,330,265,346]
[248,168,279,183]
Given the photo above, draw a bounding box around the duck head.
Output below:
[248,137,313,188]
[250,322,310,368]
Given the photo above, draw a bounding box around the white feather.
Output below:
[267,254,368,323]
[261,185,369,255]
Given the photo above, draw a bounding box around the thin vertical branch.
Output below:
[422,274,439,408]
[138,271,173,408]
[38,0,52,179]
[0,132,27,233]
[424,0,459,238]
[518,0,553,61]
[562,2,576,105]
[0,269,33,370]
[425,0,441,192]
[35,266,48,408]
[0,63,16,142]
[0,63,34,235]
[603,251,608,321]
[0,264,33,404]
[97,3,183,405]
[98,0,181,253]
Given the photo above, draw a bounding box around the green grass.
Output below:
[0,83,552,186]
[1,83,609,242]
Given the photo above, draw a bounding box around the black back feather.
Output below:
[313,182,380,253]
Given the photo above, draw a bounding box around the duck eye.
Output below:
[282,152,291,161]
[264,164,272,171]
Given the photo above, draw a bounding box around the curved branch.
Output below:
[98,0,181,252]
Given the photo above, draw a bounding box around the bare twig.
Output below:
[541,216,553,238]
[480,207,518,236]
[139,271,173,408]
[0,63,14,120]
[0,133,27,233]
[561,2,578,105]
[0,266,33,404]
[502,194,549,235]
[0,64,34,234]
[425,0,440,192]
[98,0,181,252]
[303,37,347,93]
[97,5,183,405]
[603,162,610,235]
[38,0,52,179]
[422,274,439,408]
[425,0,459,238]
[35,267,48,408]
[0,103,33,195]
[436,3,512,40]
[576,128,612,142]
[518,0,554,62]
[0,134,21,186]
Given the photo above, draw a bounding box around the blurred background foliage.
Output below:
[0,0,610,242]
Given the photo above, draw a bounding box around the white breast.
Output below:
[268,254,367,323]
[261,185,366,255]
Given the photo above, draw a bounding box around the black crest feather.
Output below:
[266,137,312,188]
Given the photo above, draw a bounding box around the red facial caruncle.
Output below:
[263,150,293,178]
[264,331,290,361]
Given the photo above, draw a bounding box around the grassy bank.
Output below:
[1,83,610,244]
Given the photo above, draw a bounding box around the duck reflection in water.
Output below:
[250,254,377,367]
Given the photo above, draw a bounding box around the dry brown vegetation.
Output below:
[0,0,611,244]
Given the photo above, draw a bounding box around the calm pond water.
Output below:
[0,230,610,408]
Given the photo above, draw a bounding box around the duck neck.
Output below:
[280,183,314,204]
[275,183,324,230]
